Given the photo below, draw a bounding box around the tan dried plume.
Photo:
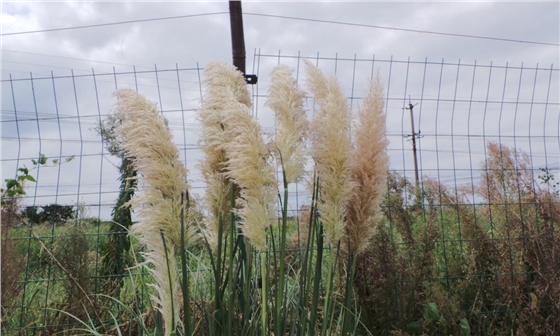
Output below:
[304,59,354,245]
[222,100,277,252]
[200,62,277,252]
[198,62,252,250]
[267,65,308,184]
[344,74,388,255]
[113,89,196,335]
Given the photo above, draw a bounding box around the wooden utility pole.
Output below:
[229,1,246,75]
[405,101,421,187]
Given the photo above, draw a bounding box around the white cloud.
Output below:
[1,2,558,218]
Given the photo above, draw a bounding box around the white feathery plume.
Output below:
[197,62,251,251]
[267,65,308,184]
[304,59,354,245]
[222,99,277,251]
[198,61,276,252]
[113,89,196,336]
[345,73,389,254]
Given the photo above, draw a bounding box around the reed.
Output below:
[304,59,355,334]
[113,89,197,335]
[267,64,309,335]
[345,73,388,255]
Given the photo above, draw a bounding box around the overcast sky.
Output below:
[1,1,559,219]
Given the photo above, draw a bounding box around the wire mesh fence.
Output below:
[1,51,559,334]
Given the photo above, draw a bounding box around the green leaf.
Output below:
[52,159,59,164]
[423,302,440,322]
[406,320,423,335]
[18,167,29,175]
[24,175,36,182]
[39,153,48,165]
[66,155,75,162]
[16,187,26,195]
[460,318,471,335]
[6,179,18,190]
[32,159,38,165]
[6,190,16,197]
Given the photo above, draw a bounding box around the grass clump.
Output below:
[8,61,558,336]
[83,61,390,336]
[354,142,560,335]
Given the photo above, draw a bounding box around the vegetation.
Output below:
[95,110,137,299]
[22,204,76,225]
[1,63,559,336]
[354,143,560,335]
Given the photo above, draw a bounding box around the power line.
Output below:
[0,12,228,36]
[2,49,154,69]
[244,12,560,47]
[2,10,557,47]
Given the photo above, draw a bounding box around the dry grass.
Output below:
[197,62,252,251]
[215,63,277,251]
[267,64,308,185]
[344,73,388,255]
[355,142,560,335]
[1,195,25,322]
[304,59,354,245]
[113,89,196,335]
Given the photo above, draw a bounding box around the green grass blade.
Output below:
[160,230,176,335]
[179,192,191,336]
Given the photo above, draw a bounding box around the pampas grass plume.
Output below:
[267,65,308,184]
[345,73,388,254]
[197,62,252,251]
[304,59,354,245]
[223,103,277,251]
[113,89,196,335]
[211,63,278,251]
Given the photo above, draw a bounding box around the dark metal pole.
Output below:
[229,1,246,75]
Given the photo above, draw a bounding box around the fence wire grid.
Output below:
[1,50,559,334]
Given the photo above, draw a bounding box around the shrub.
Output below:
[355,143,560,335]
[21,204,75,225]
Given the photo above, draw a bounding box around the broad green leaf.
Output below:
[24,175,36,182]
[423,302,439,322]
[460,318,471,335]
[6,179,17,190]
[18,167,29,175]
[32,159,38,165]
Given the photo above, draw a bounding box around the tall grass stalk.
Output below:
[211,62,277,336]
[341,73,388,331]
[344,73,388,255]
[267,64,308,335]
[307,177,323,335]
[197,62,251,252]
[304,59,354,335]
[113,89,197,336]
[88,61,388,336]
[179,192,191,336]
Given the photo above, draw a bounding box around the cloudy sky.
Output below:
[1,1,559,219]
